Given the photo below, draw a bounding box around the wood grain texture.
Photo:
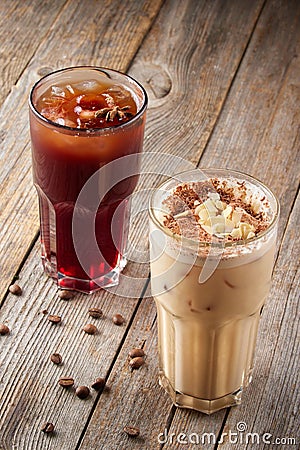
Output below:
[219,191,300,449]
[0,0,299,449]
[78,291,226,450]
[0,0,67,106]
[0,244,149,449]
[200,0,300,223]
[130,0,265,161]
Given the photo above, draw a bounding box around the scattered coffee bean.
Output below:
[50,353,62,365]
[123,425,140,437]
[88,307,103,319]
[129,356,145,370]
[129,348,145,358]
[83,323,97,335]
[0,323,10,335]
[58,290,75,300]
[91,377,106,391]
[58,377,74,387]
[112,313,125,326]
[47,314,61,324]
[9,284,22,296]
[75,385,90,399]
[41,309,48,315]
[41,422,55,433]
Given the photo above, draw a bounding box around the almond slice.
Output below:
[215,200,226,211]
[222,205,233,218]
[231,209,243,226]
[204,199,218,215]
[230,228,242,239]
[239,222,255,239]
[208,192,220,202]
[197,208,210,222]
[201,224,213,235]
[194,203,206,216]
[252,200,261,214]
[173,210,191,219]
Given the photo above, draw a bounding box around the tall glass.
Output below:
[29,67,147,293]
[149,169,279,414]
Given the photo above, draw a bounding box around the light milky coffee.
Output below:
[149,169,279,414]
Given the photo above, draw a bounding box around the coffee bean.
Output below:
[75,385,90,399]
[41,422,55,433]
[112,314,125,326]
[88,307,103,319]
[123,425,140,437]
[58,377,74,387]
[83,323,97,335]
[50,353,62,365]
[47,314,61,324]
[58,290,75,300]
[129,357,145,370]
[91,377,106,391]
[0,323,10,335]
[129,348,145,358]
[9,284,22,296]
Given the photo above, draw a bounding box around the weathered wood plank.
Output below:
[164,0,300,445]
[78,0,285,448]
[200,0,300,226]
[0,0,67,106]
[130,0,265,162]
[111,0,267,287]
[0,0,299,449]
[78,293,174,450]
[0,244,148,449]
[218,191,300,449]
[0,0,267,447]
[0,0,164,301]
[78,290,226,450]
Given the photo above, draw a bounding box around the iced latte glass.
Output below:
[149,169,279,414]
[29,67,147,293]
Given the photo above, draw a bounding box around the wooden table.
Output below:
[0,1,299,449]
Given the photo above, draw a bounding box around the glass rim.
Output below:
[29,65,148,134]
[148,168,280,249]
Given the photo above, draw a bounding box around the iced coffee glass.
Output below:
[29,67,147,293]
[149,168,279,414]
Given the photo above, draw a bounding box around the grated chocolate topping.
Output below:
[162,179,270,243]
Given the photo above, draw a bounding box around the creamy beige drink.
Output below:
[149,169,279,414]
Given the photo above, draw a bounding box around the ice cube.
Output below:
[72,80,100,92]
[66,84,75,95]
[53,117,76,127]
[51,86,66,98]
[40,106,61,121]
[106,84,132,102]
[55,117,66,125]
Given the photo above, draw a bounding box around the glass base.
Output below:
[159,371,242,415]
[42,255,127,294]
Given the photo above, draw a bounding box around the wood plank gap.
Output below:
[0,229,39,309]
[74,277,150,450]
[150,311,157,330]
[273,182,300,270]
[8,1,69,90]
[214,408,230,449]
[196,0,268,167]
[159,405,177,450]
[126,0,166,74]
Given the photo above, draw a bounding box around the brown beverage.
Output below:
[29,67,147,293]
[149,169,279,414]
